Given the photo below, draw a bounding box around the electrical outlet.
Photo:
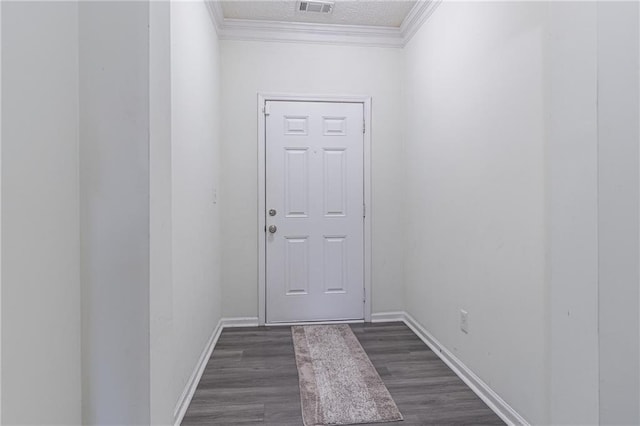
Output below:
[460,309,469,334]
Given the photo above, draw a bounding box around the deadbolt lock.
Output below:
[269,209,277,216]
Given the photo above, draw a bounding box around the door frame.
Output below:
[257,93,372,326]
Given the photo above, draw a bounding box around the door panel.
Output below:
[323,148,347,216]
[265,101,364,323]
[284,148,309,217]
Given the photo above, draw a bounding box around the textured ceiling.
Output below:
[219,1,418,28]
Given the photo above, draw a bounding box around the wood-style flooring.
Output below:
[181,322,504,425]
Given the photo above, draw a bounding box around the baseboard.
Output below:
[172,317,258,425]
[370,311,406,323]
[173,318,224,426]
[401,312,529,426]
[220,316,259,328]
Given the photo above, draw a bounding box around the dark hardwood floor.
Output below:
[181,322,504,425]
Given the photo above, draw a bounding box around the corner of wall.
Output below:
[169,0,224,416]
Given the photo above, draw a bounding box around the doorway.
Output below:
[257,94,372,324]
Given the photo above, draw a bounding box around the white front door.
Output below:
[265,100,364,323]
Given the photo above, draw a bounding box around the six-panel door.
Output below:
[265,101,364,323]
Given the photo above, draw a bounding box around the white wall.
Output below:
[0,2,3,420]
[402,2,548,423]
[403,2,640,424]
[79,1,221,422]
[170,0,223,410]
[597,2,640,424]
[150,1,174,424]
[79,2,223,423]
[1,2,81,424]
[79,2,151,423]
[220,40,404,318]
[1,2,220,424]
[546,3,600,424]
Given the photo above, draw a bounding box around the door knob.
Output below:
[268,225,277,234]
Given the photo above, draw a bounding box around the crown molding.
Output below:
[219,19,404,48]
[205,0,442,48]
[400,0,443,46]
[205,0,224,34]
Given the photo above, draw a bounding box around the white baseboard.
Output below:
[172,317,258,425]
[370,311,406,323]
[401,312,529,426]
[173,319,224,426]
[220,316,259,328]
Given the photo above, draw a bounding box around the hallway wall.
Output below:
[1,3,81,424]
[0,1,221,423]
[402,1,640,424]
[79,2,152,423]
[546,3,599,423]
[596,2,640,423]
[170,0,223,411]
[150,1,173,423]
[219,40,404,318]
[402,2,548,423]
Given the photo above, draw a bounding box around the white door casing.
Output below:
[261,98,368,323]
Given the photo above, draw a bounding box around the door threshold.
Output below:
[265,319,365,327]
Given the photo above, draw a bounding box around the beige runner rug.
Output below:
[292,324,403,426]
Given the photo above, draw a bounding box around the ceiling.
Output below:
[219,1,418,28]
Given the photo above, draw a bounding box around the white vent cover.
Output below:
[298,1,334,14]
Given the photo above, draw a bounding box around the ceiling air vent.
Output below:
[298,1,334,14]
